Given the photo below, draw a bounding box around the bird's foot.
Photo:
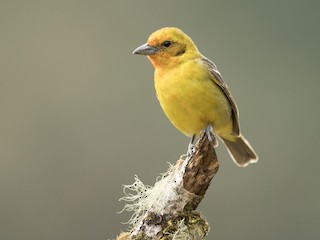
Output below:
[186,135,196,159]
[204,124,218,147]
[205,125,213,142]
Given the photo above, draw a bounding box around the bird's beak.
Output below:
[133,43,158,55]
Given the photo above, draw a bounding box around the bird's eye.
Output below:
[162,41,172,48]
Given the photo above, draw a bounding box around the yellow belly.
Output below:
[154,60,233,137]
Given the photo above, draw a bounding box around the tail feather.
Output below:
[221,135,258,167]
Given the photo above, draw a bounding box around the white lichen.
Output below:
[119,158,193,235]
[118,175,153,225]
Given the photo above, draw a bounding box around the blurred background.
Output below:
[0,0,319,239]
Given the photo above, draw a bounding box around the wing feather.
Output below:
[201,56,240,136]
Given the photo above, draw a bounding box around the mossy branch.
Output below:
[116,131,219,240]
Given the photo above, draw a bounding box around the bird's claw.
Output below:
[186,126,217,159]
[186,135,196,159]
[204,124,218,147]
[205,125,213,142]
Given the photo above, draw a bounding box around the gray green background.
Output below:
[0,1,319,239]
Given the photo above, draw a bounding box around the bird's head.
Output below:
[133,27,201,69]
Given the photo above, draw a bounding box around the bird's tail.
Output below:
[221,134,258,167]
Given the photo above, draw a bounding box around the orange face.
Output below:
[133,27,200,69]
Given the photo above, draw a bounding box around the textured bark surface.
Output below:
[183,133,219,196]
[116,132,219,240]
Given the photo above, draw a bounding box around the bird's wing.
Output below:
[201,56,240,136]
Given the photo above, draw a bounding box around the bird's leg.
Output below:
[205,124,213,142]
[205,124,218,147]
[186,135,196,159]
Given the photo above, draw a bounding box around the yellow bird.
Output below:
[133,27,258,167]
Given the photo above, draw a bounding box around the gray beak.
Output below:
[133,43,158,55]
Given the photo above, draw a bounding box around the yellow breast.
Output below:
[154,59,233,137]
